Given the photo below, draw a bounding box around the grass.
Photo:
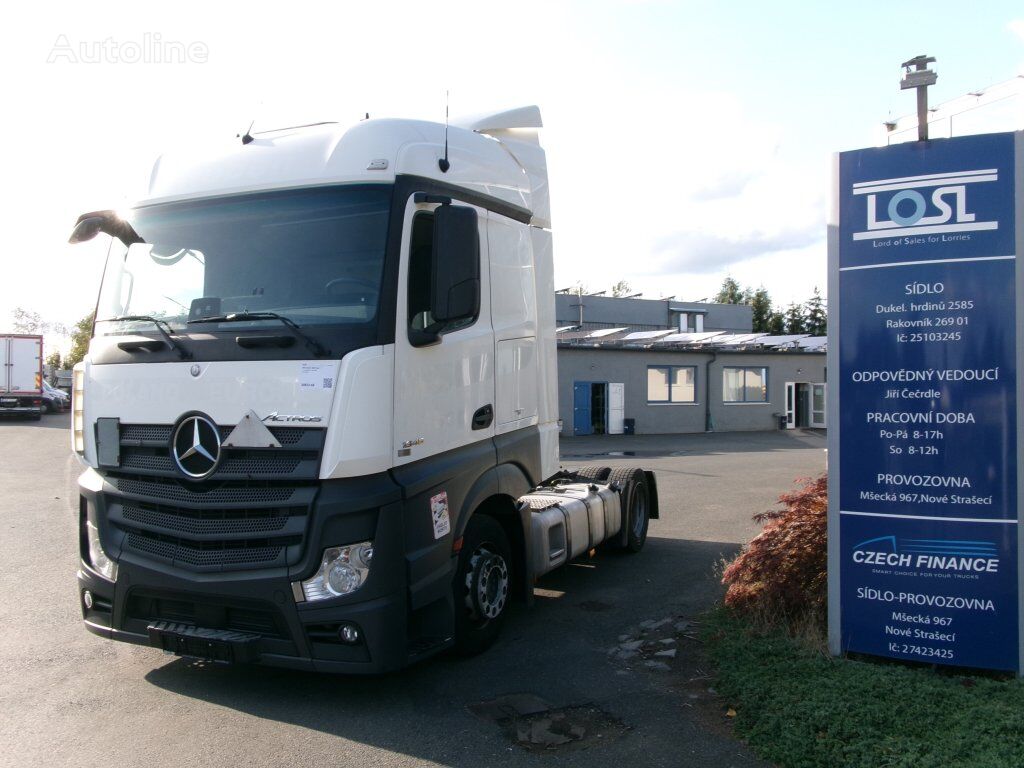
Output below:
[702,608,1024,768]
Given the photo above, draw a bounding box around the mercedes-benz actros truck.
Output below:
[69,106,658,672]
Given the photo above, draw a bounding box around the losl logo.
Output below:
[851,168,998,241]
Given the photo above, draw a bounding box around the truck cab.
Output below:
[71,107,654,672]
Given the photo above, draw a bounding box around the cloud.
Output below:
[690,169,761,201]
[1010,19,1024,40]
[649,224,823,274]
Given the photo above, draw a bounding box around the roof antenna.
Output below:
[240,120,255,145]
[438,91,450,173]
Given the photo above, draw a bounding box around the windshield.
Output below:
[95,185,391,334]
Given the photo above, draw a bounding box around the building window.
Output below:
[647,366,696,403]
[723,366,768,403]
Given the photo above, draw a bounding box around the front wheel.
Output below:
[453,514,512,656]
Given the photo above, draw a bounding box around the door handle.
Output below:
[472,404,493,430]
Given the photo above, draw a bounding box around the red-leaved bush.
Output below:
[721,474,828,625]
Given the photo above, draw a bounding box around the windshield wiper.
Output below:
[188,311,329,357]
[99,315,192,360]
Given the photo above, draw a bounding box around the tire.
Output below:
[608,468,649,553]
[453,514,512,657]
[571,465,612,483]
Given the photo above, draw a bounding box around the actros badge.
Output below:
[171,413,222,479]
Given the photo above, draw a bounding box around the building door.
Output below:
[795,383,810,428]
[811,383,827,428]
[608,383,624,434]
[784,382,796,429]
[573,382,593,436]
[590,383,607,434]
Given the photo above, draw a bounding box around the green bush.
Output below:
[721,474,827,627]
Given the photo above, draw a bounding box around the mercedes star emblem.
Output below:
[171,413,222,479]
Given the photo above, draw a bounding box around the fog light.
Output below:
[338,624,361,644]
[298,542,374,602]
[83,590,94,610]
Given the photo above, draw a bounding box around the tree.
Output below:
[804,287,827,336]
[748,287,774,333]
[64,312,94,369]
[10,307,73,336]
[12,307,44,333]
[783,303,806,334]
[45,351,63,371]
[610,280,632,298]
[714,277,745,304]
[766,311,785,335]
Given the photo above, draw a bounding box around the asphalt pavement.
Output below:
[0,413,826,768]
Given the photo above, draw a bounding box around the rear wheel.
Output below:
[608,468,649,552]
[571,465,612,483]
[453,514,512,656]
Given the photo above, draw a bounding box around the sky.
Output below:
[3,0,1023,351]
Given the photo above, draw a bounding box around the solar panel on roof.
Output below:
[797,337,828,350]
[712,333,767,345]
[587,327,629,338]
[622,329,675,340]
[756,334,810,347]
[654,331,725,344]
[556,330,594,342]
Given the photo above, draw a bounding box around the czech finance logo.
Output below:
[171,413,222,479]
[851,534,999,573]
[852,168,998,241]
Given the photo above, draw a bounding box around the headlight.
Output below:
[72,366,85,454]
[86,519,118,581]
[298,542,374,602]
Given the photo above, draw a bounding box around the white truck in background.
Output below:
[67,106,658,672]
[1,334,44,420]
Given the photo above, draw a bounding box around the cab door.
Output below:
[392,196,495,466]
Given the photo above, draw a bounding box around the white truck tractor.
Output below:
[68,106,658,672]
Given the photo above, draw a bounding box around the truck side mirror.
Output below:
[68,210,143,246]
[68,216,107,244]
[430,205,480,323]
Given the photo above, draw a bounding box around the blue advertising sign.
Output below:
[834,132,1019,672]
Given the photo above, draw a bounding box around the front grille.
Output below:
[126,451,316,476]
[120,503,294,536]
[99,422,325,573]
[114,477,299,505]
[126,532,286,568]
[119,423,308,447]
[120,424,173,443]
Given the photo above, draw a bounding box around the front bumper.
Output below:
[78,564,410,672]
[77,470,457,674]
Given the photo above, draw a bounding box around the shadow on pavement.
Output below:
[142,537,757,767]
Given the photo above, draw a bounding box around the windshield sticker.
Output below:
[431,491,451,540]
[299,362,334,390]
